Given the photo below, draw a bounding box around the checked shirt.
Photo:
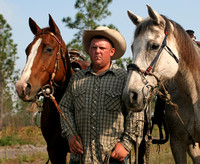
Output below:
[59,63,144,164]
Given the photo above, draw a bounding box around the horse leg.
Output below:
[46,136,69,164]
[187,143,200,164]
[170,136,187,164]
[41,101,69,164]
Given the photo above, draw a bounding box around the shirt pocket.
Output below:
[74,88,85,111]
[104,90,122,112]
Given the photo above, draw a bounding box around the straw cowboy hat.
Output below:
[82,26,126,60]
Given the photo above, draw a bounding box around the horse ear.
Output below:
[49,14,61,35]
[127,10,144,26]
[29,17,41,35]
[146,4,164,25]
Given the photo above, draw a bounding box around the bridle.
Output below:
[128,30,179,75]
[127,29,179,96]
[36,31,69,98]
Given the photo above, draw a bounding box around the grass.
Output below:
[0,126,194,163]
[0,152,49,164]
[0,126,46,147]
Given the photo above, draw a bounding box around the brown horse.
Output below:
[15,14,89,164]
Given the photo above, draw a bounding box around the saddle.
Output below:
[70,56,90,72]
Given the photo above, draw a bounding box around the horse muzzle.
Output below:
[122,88,145,112]
[15,80,37,101]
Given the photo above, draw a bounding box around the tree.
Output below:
[62,0,116,56]
[0,14,19,129]
[114,57,132,69]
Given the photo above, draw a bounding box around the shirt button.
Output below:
[94,100,97,104]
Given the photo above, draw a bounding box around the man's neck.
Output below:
[92,63,111,75]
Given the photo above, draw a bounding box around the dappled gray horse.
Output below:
[123,5,200,164]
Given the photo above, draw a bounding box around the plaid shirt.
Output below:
[60,63,144,163]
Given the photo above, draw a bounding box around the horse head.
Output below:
[16,14,71,101]
[123,5,181,112]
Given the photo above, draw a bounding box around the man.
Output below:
[186,29,200,47]
[59,26,144,163]
[186,30,196,41]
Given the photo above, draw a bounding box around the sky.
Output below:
[0,0,200,72]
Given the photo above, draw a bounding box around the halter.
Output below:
[127,29,180,113]
[127,30,179,78]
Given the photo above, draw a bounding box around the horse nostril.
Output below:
[25,83,31,95]
[131,91,138,102]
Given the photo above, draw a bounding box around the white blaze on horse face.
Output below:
[20,38,42,82]
[16,38,42,94]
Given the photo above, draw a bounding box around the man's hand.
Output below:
[110,142,129,161]
[68,135,83,154]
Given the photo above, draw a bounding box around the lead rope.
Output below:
[134,119,145,164]
[145,101,152,164]
[157,81,196,148]
[48,93,82,164]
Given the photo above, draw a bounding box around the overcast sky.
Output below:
[1,0,200,71]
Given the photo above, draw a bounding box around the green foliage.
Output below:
[114,57,132,69]
[0,135,23,146]
[0,14,18,87]
[0,126,46,146]
[0,14,31,128]
[62,0,116,56]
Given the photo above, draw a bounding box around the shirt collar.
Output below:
[85,62,117,76]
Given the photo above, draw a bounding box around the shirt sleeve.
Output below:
[59,76,78,140]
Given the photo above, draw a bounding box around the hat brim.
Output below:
[82,28,126,60]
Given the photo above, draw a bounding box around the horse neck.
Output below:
[175,44,200,103]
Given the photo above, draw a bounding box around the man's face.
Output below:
[89,38,115,69]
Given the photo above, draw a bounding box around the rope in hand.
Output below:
[49,94,82,163]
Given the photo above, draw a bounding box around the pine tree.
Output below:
[62,0,116,55]
[0,14,19,128]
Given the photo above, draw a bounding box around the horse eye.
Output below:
[45,47,53,53]
[151,43,159,50]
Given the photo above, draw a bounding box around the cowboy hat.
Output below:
[82,26,126,60]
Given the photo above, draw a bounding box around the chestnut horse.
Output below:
[123,5,200,164]
[16,14,89,163]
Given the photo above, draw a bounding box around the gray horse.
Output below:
[123,5,200,164]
